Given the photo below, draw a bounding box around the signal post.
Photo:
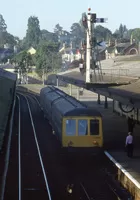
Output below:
[82,8,107,83]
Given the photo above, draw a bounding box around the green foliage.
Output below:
[0,14,7,32]
[1,53,14,64]
[0,14,7,47]
[113,24,128,40]
[25,16,41,48]
[0,14,20,48]
[80,12,88,30]
[119,24,124,39]
[4,33,17,47]
[11,51,34,74]
[41,29,58,43]
[70,22,85,47]
[54,24,63,34]
[35,41,61,77]
[95,25,112,41]
[131,28,140,43]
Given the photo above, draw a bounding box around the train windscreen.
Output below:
[66,119,76,136]
[90,119,99,135]
[78,119,88,135]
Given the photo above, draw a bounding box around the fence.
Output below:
[90,68,131,83]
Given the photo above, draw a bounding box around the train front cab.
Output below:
[62,116,103,154]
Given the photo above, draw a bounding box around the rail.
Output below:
[17,93,52,200]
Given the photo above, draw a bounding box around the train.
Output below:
[40,86,103,154]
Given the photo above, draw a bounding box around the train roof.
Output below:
[64,107,101,117]
[0,68,17,81]
[40,86,87,108]
[40,86,102,117]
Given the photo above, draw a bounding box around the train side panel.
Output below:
[51,98,75,143]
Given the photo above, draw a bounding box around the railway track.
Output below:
[1,90,132,200]
[2,93,52,200]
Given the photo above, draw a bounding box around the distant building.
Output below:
[59,43,82,63]
[14,45,18,54]
[122,43,138,55]
[105,42,139,59]
[105,47,117,59]
[0,64,15,73]
[0,48,14,61]
[4,43,11,49]
[27,47,36,55]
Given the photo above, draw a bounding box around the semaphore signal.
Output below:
[83,8,108,83]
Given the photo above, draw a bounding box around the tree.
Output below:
[4,32,17,47]
[25,16,41,48]
[80,12,88,30]
[35,41,61,77]
[41,29,58,42]
[54,24,63,35]
[11,51,34,74]
[70,22,84,47]
[0,14,7,31]
[114,24,128,40]
[95,25,112,41]
[131,28,140,43]
[119,24,124,39]
[0,14,7,47]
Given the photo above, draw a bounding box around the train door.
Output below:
[89,118,103,147]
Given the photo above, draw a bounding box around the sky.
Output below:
[1,0,140,39]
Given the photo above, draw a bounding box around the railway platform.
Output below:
[94,100,140,199]
[84,97,140,200]
[105,150,140,200]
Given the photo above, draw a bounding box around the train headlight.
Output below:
[68,141,73,147]
[67,184,74,194]
[92,140,98,145]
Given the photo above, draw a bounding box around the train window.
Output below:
[78,119,88,136]
[66,119,76,136]
[90,119,99,135]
